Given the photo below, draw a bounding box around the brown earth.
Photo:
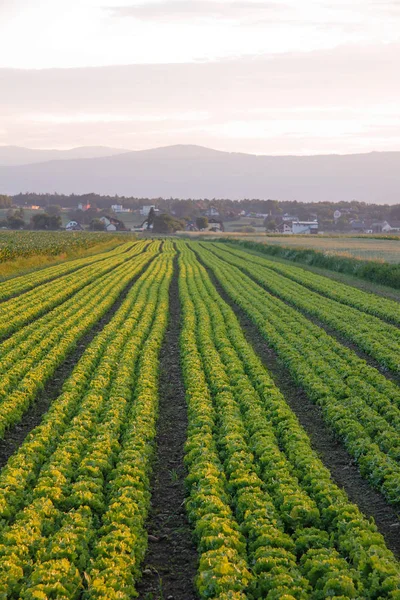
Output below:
[137,258,198,600]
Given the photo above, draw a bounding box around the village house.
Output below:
[65,220,83,231]
[349,220,366,232]
[205,206,220,217]
[370,220,400,233]
[292,220,319,234]
[111,204,130,213]
[277,222,293,234]
[100,215,126,231]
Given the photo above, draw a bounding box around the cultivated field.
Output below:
[252,235,400,263]
[0,230,126,279]
[181,232,400,263]
[0,235,399,599]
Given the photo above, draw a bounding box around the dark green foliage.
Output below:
[152,213,185,233]
[196,216,209,230]
[0,195,12,209]
[31,213,62,230]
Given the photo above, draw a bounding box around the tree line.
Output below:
[2,193,400,232]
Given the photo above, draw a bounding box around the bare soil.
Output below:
[197,253,400,559]
[137,258,198,600]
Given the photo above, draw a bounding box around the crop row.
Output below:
[179,247,251,599]
[0,241,151,339]
[193,242,400,507]
[178,241,400,599]
[0,242,160,438]
[206,243,400,374]
[219,241,400,326]
[0,240,137,302]
[0,242,174,599]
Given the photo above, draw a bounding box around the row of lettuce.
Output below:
[0,241,158,439]
[192,242,400,509]
[178,241,400,599]
[205,243,400,375]
[0,242,174,599]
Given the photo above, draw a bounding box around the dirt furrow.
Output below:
[137,257,198,600]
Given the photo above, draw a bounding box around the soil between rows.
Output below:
[194,250,400,559]
[137,258,198,600]
[0,256,154,470]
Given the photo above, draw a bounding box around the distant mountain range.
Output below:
[0,145,128,166]
[0,144,399,204]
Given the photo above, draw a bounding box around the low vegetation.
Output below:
[0,237,398,598]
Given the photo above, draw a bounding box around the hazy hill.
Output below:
[1,144,399,203]
[0,145,128,166]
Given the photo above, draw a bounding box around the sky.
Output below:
[0,0,399,154]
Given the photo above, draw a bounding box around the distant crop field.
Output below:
[0,237,399,598]
[0,230,128,279]
[0,230,123,262]
[181,231,400,263]
[256,235,400,263]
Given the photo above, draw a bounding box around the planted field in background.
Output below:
[0,230,129,279]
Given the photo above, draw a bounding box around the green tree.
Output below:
[196,216,209,230]
[31,213,61,230]
[4,208,25,229]
[46,204,62,217]
[334,216,351,232]
[264,217,277,232]
[146,207,156,230]
[7,214,25,229]
[172,200,197,219]
[153,213,184,233]
[90,218,105,231]
[0,195,12,209]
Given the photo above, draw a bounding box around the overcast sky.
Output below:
[0,0,399,154]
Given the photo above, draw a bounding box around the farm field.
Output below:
[251,235,400,263]
[0,230,128,280]
[181,232,400,263]
[0,230,126,263]
[0,236,399,599]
